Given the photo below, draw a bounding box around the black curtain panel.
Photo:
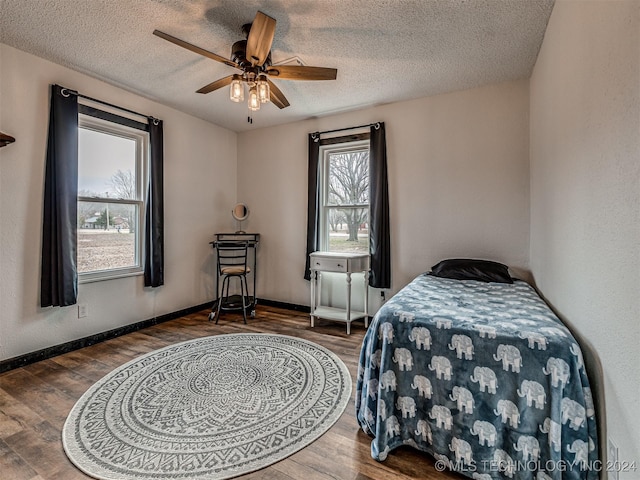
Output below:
[144,119,165,287]
[369,122,391,289]
[41,85,79,307]
[304,133,321,280]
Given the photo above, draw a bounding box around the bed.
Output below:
[355,266,598,480]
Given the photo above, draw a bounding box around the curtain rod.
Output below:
[311,122,381,139]
[58,85,160,123]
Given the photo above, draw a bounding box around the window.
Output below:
[305,123,388,288]
[320,140,370,252]
[77,114,148,281]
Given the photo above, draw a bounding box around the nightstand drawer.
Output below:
[311,256,348,272]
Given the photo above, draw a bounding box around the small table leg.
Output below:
[310,270,316,328]
[364,270,369,328]
[346,272,352,335]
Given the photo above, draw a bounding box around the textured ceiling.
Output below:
[0,0,555,132]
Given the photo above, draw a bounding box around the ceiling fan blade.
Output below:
[196,75,235,94]
[245,11,276,67]
[267,79,290,109]
[153,30,240,69]
[266,65,337,81]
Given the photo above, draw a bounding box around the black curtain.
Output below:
[304,133,321,280]
[144,119,164,287]
[369,122,391,288]
[41,85,79,307]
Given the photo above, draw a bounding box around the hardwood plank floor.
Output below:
[0,305,465,480]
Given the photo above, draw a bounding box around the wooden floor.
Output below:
[0,305,465,480]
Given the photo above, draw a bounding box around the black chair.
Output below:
[212,241,251,324]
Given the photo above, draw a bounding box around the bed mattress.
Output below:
[355,274,598,480]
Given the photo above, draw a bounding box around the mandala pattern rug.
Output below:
[63,333,352,480]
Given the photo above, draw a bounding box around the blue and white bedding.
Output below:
[355,274,598,480]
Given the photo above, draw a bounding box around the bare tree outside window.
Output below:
[108,169,137,233]
[109,169,136,200]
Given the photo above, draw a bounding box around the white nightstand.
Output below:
[309,251,370,334]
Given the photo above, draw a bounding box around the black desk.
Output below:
[209,233,260,320]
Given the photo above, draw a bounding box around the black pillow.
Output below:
[430,258,513,284]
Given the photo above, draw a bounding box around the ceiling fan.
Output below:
[153,11,337,111]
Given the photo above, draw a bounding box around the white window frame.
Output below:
[319,139,370,252]
[77,114,148,283]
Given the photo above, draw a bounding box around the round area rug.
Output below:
[63,333,352,480]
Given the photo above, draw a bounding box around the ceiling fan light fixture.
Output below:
[230,74,244,102]
[155,10,337,116]
[248,85,261,111]
[257,75,270,103]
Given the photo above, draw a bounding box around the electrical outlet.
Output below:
[78,304,88,318]
[608,438,619,480]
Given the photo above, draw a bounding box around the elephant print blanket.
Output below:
[355,274,598,480]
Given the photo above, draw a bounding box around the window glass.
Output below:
[78,128,136,198]
[327,150,369,205]
[77,116,147,280]
[321,142,370,253]
[327,207,369,253]
[77,202,138,273]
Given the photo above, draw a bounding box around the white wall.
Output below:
[237,79,531,308]
[0,44,237,361]
[529,0,640,474]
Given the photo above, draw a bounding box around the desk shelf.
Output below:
[213,295,256,315]
[312,306,367,322]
